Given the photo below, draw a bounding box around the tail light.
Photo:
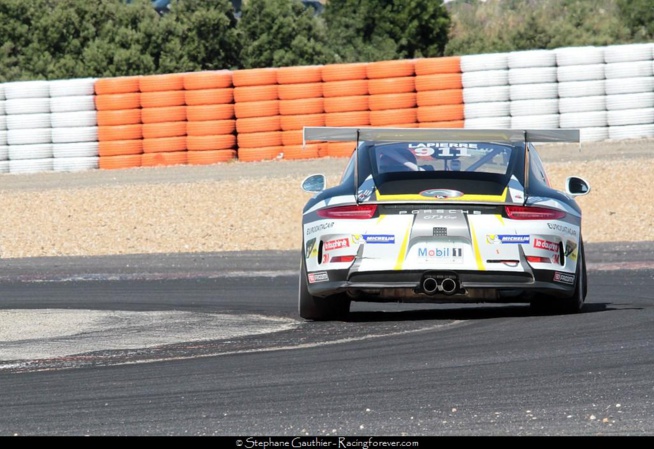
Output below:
[505,205,566,220]
[329,255,356,263]
[526,256,551,264]
[317,204,378,219]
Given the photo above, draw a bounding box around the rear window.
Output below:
[371,142,515,176]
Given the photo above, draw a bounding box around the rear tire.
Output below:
[298,257,350,321]
[560,239,587,314]
[530,239,586,314]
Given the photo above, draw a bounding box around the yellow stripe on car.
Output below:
[394,226,411,270]
[469,221,485,271]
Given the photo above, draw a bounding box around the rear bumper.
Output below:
[307,266,574,300]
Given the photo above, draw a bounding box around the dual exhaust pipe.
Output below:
[421,275,459,296]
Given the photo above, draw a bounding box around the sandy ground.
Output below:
[0,138,652,259]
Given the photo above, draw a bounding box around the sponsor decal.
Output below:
[417,247,463,258]
[322,254,330,264]
[408,142,477,157]
[551,254,560,264]
[357,176,376,202]
[398,209,482,215]
[423,214,458,220]
[486,234,530,244]
[419,189,464,199]
[308,271,329,284]
[305,238,316,259]
[547,223,578,236]
[357,188,373,202]
[363,234,395,244]
[324,238,349,251]
[553,271,575,285]
[534,238,558,252]
[306,222,334,236]
[565,241,577,257]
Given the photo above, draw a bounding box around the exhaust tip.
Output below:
[441,278,458,295]
[422,277,438,295]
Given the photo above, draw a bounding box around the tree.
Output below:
[0,0,51,81]
[616,0,654,40]
[237,0,333,68]
[163,0,240,71]
[323,0,451,63]
[445,0,632,56]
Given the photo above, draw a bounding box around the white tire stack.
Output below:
[0,84,7,173]
[507,49,559,129]
[3,80,53,174]
[49,78,99,172]
[461,53,511,128]
[604,43,654,140]
[555,46,608,142]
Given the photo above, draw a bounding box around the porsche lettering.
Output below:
[398,209,482,215]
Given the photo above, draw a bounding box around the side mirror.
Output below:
[301,174,326,193]
[566,176,590,197]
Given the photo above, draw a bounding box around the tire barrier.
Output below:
[1,43,653,174]
[183,70,236,165]
[4,80,53,173]
[232,68,281,162]
[277,67,326,158]
[95,76,143,169]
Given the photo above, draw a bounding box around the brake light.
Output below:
[317,204,378,219]
[505,206,566,220]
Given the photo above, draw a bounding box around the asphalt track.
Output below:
[0,132,651,437]
[0,243,652,436]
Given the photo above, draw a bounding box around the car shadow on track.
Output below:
[342,301,610,322]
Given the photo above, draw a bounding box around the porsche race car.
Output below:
[299,127,590,320]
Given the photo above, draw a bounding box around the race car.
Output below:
[299,127,591,320]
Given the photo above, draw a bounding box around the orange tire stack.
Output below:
[232,68,281,162]
[276,65,324,160]
[183,70,236,165]
[414,56,464,128]
[366,59,418,129]
[321,62,369,158]
[139,74,187,167]
[94,76,143,170]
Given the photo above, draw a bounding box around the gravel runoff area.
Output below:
[0,139,652,259]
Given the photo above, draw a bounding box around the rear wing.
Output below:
[303,127,580,145]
